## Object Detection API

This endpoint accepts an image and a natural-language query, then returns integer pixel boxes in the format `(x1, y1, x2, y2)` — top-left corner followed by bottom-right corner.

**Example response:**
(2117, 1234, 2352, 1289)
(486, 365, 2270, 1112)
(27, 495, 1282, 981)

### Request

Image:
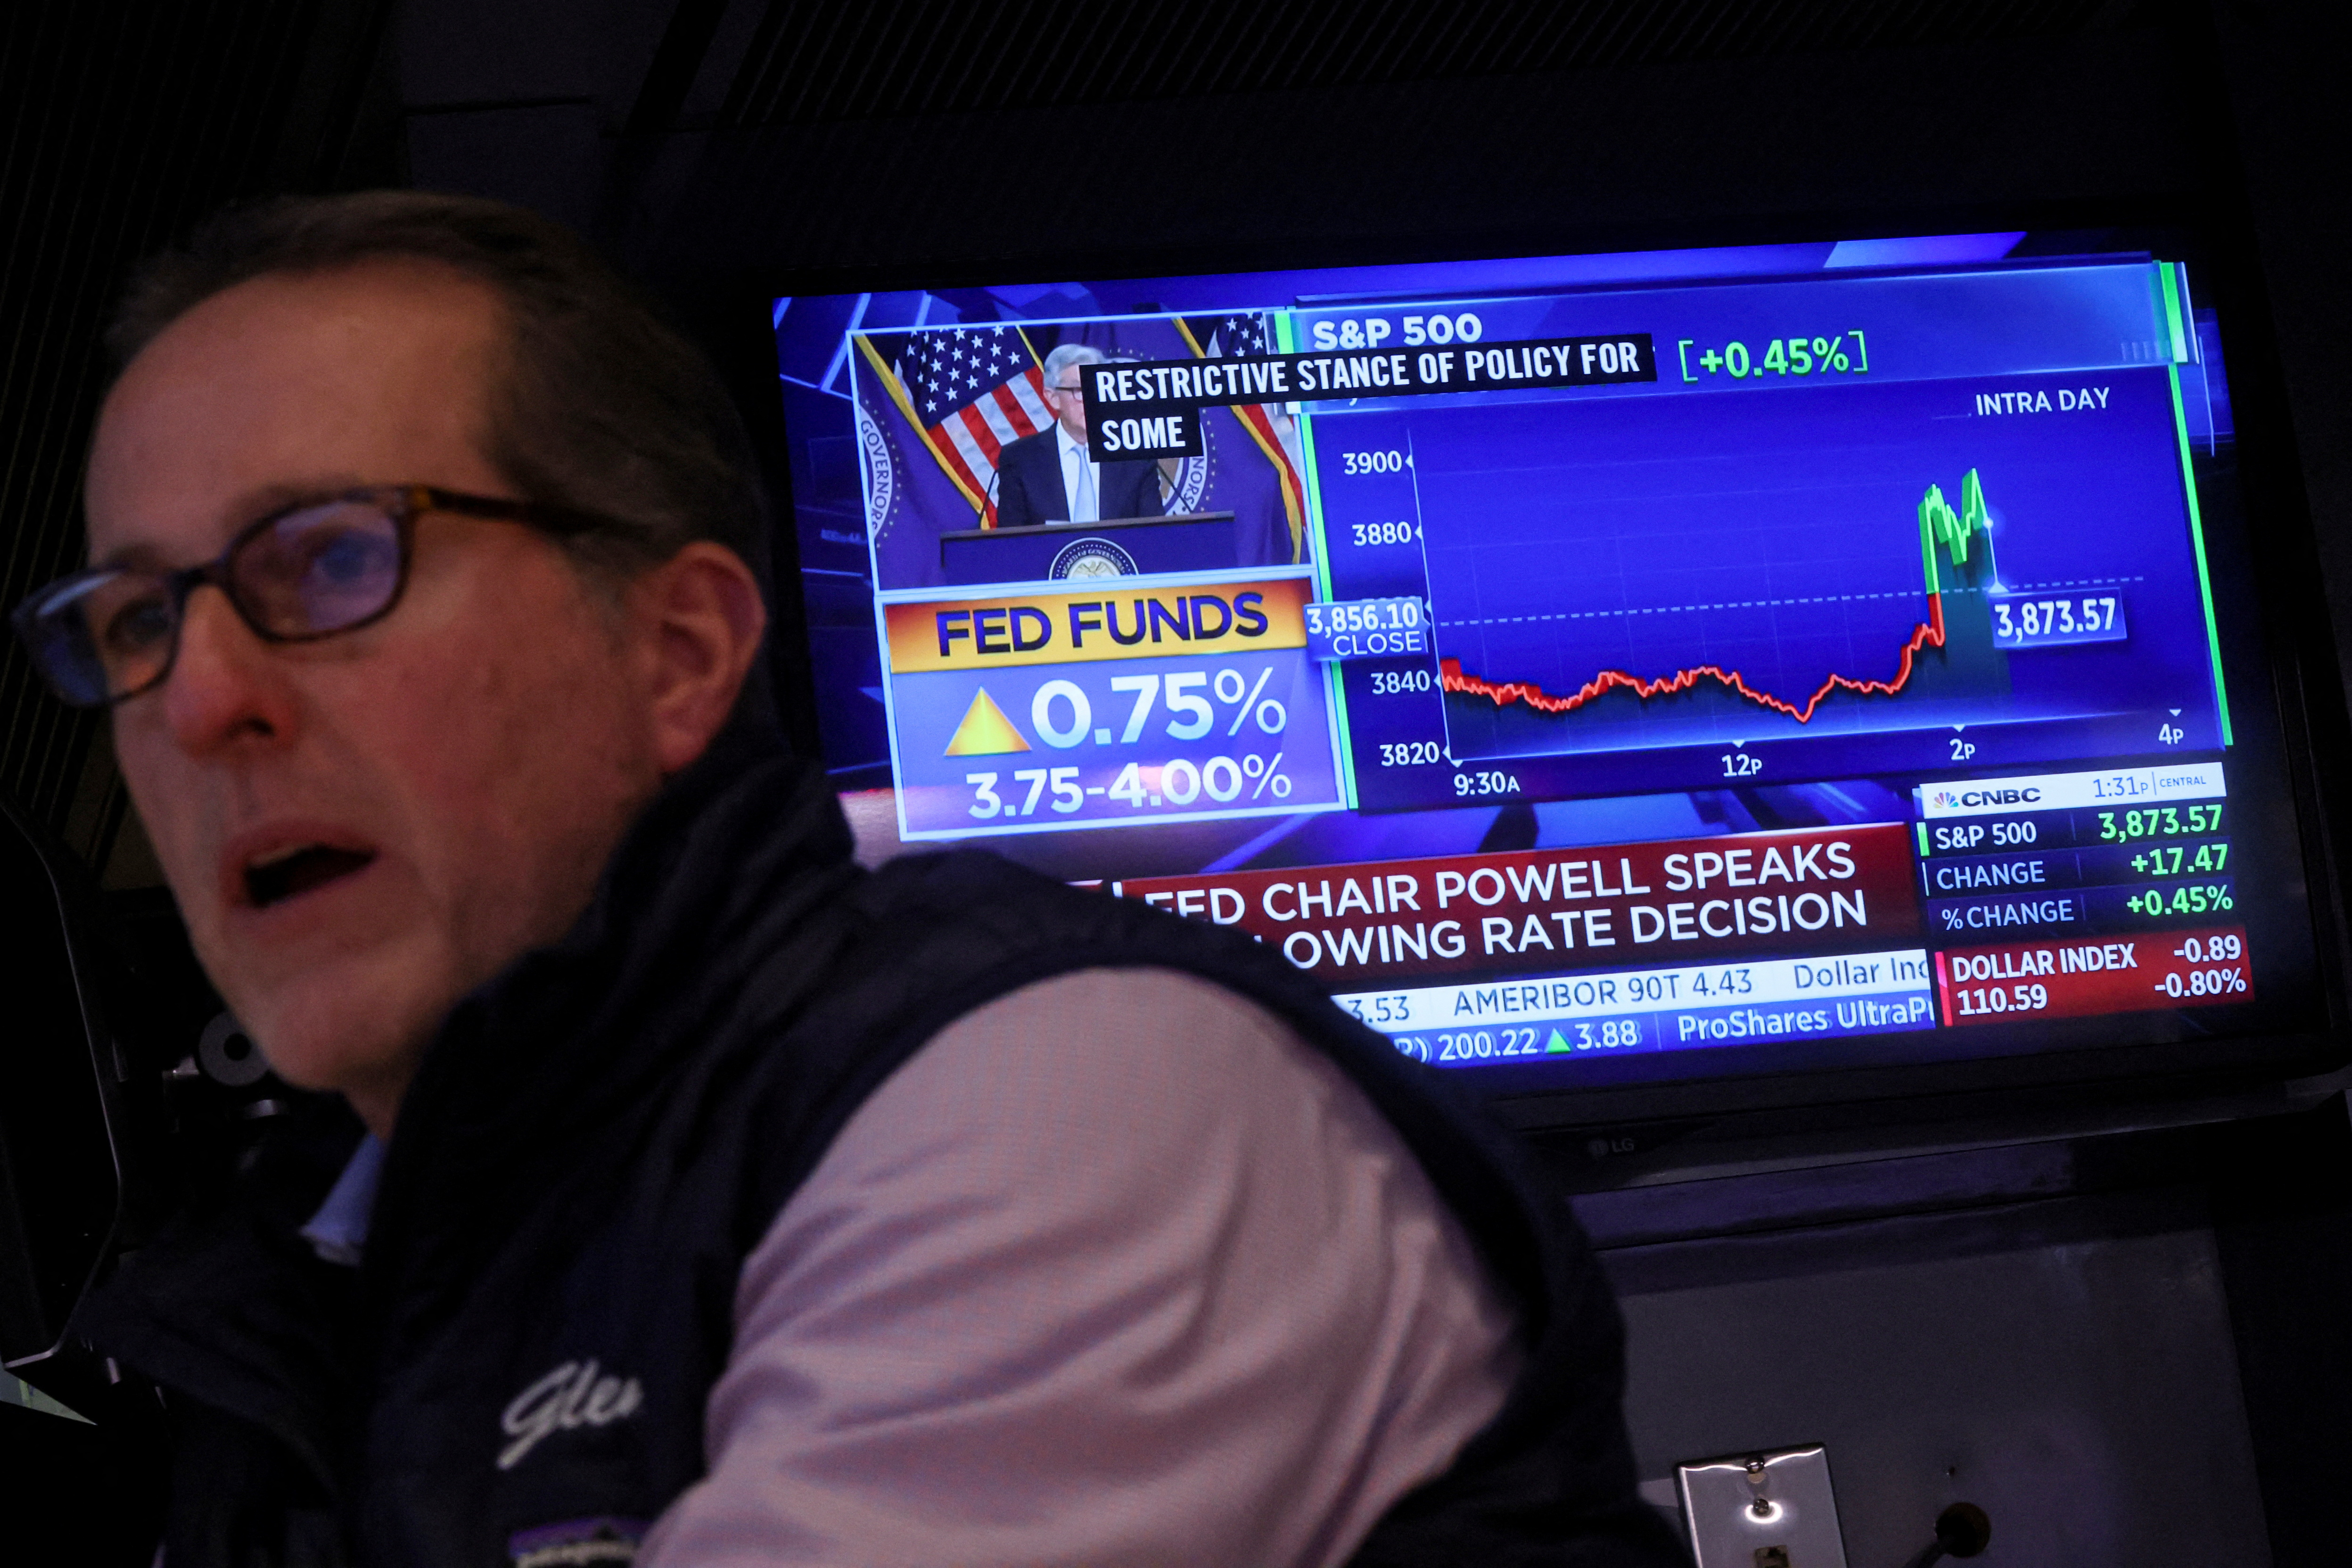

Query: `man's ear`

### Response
(633, 542, 768, 775)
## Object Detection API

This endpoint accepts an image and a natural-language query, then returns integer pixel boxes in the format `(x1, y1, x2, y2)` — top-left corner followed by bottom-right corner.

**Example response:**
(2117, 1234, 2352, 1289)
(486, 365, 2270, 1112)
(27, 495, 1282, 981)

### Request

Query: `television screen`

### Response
(766, 230, 2328, 1109)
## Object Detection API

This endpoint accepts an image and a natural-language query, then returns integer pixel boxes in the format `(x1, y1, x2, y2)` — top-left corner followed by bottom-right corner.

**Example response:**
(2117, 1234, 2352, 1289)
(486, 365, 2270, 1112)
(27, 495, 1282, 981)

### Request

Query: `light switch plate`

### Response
(1676, 1445, 1849, 1568)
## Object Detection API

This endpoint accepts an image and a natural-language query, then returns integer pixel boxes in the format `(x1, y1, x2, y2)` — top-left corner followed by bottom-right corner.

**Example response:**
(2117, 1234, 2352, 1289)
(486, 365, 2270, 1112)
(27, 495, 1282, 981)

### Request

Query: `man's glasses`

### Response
(12, 485, 610, 708)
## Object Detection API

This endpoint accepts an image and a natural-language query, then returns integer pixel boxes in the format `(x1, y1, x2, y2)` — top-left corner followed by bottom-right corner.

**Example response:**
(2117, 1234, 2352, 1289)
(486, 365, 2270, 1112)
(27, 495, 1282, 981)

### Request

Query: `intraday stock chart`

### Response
(1298, 260, 2229, 814)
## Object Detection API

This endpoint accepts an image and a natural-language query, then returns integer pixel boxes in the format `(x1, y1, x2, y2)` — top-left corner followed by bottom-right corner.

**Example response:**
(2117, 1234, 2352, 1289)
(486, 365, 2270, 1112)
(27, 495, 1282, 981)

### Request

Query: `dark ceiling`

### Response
(704, 0, 2152, 129)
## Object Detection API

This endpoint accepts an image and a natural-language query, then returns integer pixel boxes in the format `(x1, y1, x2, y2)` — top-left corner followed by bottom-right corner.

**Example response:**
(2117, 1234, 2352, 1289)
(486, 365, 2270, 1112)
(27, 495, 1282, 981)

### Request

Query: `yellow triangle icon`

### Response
(944, 688, 1032, 755)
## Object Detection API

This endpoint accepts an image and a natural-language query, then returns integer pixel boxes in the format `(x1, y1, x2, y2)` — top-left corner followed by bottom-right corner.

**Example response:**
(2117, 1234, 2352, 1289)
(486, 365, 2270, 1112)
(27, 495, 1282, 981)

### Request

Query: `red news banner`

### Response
(1935, 924, 2254, 1025)
(1113, 824, 1920, 984)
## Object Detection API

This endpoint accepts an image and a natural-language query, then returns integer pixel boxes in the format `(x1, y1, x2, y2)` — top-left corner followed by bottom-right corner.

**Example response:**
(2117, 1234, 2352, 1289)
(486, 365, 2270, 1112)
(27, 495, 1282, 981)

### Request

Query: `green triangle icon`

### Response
(944, 687, 1032, 756)
(1545, 1029, 1571, 1054)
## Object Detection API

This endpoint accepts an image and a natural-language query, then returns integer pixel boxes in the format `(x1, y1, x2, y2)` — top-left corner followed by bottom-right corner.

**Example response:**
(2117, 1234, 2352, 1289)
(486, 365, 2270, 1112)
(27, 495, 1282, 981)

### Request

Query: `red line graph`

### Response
(1441, 596, 1948, 725)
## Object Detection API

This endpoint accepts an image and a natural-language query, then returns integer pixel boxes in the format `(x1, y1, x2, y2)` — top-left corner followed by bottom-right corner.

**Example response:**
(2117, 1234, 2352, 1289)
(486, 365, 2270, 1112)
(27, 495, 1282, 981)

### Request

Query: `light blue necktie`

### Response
(1072, 447, 1098, 523)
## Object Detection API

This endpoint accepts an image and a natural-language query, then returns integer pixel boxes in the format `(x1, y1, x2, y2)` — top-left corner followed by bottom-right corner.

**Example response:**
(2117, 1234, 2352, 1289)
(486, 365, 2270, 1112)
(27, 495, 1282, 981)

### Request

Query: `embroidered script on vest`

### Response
(507, 1515, 648, 1568)
(499, 1360, 646, 1470)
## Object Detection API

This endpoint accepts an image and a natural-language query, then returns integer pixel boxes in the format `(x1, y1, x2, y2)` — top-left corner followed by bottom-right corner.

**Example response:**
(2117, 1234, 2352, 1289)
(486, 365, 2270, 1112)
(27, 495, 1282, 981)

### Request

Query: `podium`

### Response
(939, 511, 1237, 586)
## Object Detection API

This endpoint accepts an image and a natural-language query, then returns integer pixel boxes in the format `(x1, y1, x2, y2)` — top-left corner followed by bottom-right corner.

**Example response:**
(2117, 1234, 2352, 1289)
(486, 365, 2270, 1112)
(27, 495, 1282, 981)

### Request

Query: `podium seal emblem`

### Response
(1048, 537, 1139, 580)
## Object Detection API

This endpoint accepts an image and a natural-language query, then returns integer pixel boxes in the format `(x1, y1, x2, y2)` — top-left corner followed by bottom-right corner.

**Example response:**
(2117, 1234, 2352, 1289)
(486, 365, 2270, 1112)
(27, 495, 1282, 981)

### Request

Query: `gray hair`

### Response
(1040, 342, 1105, 388)
(102, 190, 766, 585)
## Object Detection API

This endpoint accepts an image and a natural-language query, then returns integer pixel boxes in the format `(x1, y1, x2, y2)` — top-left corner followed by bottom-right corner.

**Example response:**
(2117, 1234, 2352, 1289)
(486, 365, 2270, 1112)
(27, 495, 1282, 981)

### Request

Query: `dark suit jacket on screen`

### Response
(995, 427, 1163, 528)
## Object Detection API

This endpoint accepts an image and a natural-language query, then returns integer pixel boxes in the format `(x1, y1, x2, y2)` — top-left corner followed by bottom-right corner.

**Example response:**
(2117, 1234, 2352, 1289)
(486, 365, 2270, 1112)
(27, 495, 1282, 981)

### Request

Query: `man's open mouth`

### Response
(244, 844, 377, 909)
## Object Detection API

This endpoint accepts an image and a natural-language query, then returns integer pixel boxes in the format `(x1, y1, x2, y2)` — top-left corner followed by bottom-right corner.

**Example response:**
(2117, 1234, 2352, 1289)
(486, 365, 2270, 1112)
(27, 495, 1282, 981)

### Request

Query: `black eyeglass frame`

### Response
(11, 484, 617, 709)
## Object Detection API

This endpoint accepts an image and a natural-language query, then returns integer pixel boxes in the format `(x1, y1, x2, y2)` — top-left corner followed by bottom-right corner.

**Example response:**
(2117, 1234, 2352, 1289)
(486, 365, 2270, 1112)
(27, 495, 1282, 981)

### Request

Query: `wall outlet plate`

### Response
(1676, 1445, 1849, 1568)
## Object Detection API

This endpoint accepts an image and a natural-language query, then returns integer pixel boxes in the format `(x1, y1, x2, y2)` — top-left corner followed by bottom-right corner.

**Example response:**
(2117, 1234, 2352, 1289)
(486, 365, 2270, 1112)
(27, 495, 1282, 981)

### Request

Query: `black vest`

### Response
(80, 737, 1682, 1568)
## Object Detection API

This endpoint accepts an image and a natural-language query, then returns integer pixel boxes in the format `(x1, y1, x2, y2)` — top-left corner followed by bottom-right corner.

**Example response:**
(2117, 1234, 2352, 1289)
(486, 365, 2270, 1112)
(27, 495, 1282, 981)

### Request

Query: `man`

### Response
(992, 341, 1164, 527)
(24, 192, 1677, 1567)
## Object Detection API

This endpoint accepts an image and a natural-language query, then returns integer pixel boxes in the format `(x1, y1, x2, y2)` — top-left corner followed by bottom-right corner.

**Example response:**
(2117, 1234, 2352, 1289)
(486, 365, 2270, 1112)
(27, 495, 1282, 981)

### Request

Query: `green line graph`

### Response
(1919, 467, 1998, 595)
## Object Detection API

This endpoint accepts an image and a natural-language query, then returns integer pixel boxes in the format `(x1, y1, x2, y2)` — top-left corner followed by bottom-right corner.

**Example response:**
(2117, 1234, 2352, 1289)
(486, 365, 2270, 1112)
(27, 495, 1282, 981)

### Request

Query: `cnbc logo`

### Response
(1957, 788, 2040, 806)
(1924, 782, 2046, 817)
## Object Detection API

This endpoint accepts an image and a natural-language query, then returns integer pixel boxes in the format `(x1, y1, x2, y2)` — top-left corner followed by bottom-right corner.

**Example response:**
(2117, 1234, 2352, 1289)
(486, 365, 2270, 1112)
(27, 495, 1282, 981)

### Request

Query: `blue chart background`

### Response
(1317, 366, 2221, 763)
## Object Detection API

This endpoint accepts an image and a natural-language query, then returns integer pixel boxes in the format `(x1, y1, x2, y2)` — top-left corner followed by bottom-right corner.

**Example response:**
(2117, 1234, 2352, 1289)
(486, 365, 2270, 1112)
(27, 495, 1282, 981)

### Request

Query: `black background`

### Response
(8, 1, 2352, 1560)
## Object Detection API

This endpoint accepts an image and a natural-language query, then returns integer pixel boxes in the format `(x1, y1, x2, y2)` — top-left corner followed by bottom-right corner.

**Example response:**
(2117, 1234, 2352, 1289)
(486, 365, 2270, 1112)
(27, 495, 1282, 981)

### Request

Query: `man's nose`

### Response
(157, 587, 298, 753)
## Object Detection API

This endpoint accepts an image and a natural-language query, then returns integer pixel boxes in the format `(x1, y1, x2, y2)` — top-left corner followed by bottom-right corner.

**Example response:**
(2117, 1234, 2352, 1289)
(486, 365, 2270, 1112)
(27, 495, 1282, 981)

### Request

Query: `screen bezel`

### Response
(709, 198, 2352, 1140)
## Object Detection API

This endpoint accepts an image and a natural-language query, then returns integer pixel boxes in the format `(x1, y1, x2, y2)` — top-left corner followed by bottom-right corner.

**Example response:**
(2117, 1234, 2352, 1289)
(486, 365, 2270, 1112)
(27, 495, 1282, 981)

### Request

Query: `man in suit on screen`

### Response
(995, 342, 1165, 527)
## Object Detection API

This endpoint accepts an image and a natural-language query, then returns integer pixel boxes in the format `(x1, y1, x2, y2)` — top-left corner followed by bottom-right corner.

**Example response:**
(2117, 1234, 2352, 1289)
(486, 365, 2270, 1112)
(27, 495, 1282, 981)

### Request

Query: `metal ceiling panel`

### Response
(712, 0, 2148, 129)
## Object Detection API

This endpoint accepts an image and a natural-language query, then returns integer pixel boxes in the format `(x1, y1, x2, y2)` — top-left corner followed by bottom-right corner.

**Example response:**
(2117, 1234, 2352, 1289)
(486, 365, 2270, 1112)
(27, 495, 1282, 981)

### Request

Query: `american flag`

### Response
(1189, 312, 1273, 357)
(1179, 311, 1306, 557)
(892, 325, 1051, 525)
